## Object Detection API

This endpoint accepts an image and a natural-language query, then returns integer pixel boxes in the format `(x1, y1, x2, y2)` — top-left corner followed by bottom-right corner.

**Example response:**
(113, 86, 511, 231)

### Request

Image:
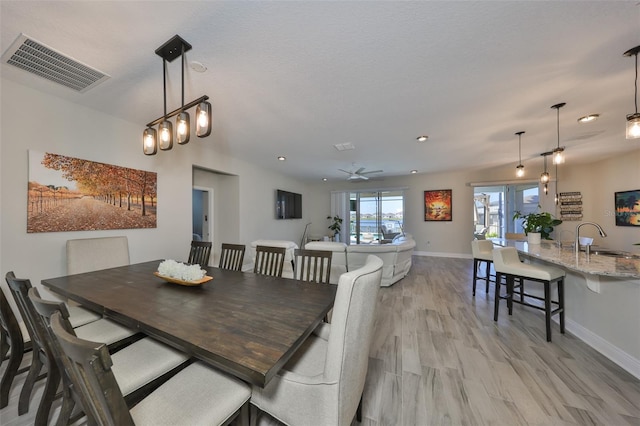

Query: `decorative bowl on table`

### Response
(155, 259, 211, 286)
(153, 272, 212, 286)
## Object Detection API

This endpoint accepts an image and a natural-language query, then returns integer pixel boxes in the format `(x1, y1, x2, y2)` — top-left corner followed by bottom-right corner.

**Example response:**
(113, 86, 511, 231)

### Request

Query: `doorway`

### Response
(192, 187, 212, 242)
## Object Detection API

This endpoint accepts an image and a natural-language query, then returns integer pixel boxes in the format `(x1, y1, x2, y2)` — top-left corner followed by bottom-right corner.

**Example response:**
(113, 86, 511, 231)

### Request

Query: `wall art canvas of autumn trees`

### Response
(28, 151, 157, 233)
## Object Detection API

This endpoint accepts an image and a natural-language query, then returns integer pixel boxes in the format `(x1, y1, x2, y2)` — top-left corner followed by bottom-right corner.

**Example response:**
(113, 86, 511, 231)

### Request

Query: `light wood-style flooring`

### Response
(2, 256, 639, 425)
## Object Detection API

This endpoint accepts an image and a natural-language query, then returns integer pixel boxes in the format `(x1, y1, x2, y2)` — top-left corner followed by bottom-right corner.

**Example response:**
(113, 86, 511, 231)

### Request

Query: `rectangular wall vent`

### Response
(1, 33, 110, 93)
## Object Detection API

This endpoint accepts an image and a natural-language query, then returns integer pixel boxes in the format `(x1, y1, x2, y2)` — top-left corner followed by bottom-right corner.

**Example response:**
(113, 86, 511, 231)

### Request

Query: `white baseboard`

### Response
(560, 318, 640, 379)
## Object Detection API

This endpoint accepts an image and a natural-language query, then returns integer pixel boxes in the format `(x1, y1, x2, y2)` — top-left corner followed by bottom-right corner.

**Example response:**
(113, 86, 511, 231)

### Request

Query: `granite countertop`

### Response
(491, 239, 640, 279)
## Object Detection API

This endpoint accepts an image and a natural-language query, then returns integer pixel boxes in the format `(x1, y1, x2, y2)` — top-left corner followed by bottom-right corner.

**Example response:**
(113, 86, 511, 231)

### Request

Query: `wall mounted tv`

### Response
(276, 189, 302, 219)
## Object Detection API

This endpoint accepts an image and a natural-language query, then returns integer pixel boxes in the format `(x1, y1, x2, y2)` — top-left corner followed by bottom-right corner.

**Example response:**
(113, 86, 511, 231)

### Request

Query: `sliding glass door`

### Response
(349, 190, 404, 244)
(473, 183, 538, 238)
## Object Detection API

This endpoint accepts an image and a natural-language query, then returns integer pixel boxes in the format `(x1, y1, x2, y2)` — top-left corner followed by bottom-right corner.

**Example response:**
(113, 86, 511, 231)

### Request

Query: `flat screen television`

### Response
(276, 189, 302, 219)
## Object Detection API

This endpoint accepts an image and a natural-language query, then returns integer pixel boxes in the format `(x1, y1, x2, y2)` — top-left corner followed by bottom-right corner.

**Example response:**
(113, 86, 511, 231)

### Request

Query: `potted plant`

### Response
(327, 215, 343, 242)
(513, 210, 562, 243)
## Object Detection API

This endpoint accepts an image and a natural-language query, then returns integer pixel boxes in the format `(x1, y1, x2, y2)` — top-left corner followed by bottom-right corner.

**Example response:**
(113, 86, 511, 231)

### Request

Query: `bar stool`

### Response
(471, 240, 494, 296)
(492, 247, 565, 342)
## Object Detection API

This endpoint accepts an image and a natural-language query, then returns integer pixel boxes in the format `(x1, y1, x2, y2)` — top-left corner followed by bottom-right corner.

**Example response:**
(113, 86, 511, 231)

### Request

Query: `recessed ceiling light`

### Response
(416, 135, 428, 142)
(322, 178, 328, 182)
(577, 114, 599, 123)
(190, 61, 207, 72)
(277, 156, 286, 161)
(410, 170, 418, 174)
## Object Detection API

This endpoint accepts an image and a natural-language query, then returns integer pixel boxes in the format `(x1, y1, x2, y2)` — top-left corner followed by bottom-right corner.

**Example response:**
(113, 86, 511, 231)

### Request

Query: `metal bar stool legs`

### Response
(473, 257, 492, 295)
(493, 247, 566, 342)
(471, 240, 495, 296)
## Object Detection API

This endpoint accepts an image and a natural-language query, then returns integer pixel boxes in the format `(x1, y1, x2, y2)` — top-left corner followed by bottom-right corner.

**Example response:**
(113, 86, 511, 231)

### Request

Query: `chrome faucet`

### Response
(575, 222, 607, 253)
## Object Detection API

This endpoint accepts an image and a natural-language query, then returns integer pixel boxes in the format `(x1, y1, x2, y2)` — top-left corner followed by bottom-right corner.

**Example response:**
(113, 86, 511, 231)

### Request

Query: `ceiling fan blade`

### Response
(338, 169, 352, 174)
(355, 167, 365, 174)
(360, 169, 383, 175)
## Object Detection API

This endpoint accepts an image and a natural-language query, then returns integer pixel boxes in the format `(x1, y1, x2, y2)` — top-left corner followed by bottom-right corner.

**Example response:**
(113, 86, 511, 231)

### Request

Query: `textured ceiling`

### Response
(1, 1, 639, 182)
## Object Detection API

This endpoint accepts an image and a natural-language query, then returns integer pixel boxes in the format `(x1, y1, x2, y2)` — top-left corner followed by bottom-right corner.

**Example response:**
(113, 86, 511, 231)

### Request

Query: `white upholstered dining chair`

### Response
(250, 254, 384, 425)
(65, 236, 131, 327)
(66, 236, 131, 274)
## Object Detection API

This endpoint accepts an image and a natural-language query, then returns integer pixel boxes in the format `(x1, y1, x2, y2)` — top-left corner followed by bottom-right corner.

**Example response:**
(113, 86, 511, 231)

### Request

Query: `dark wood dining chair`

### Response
(28, 286, 192, 425)
(5, 272, 61, 424)
(293, 248, 333, 284)
(5, 270, 143, 424)
(0, 285, 32, 410)
(219, 243, 246, 271)
(188, 240, 213, 268)
(254, 245, 286, 278)
(49, 311, 251, 426)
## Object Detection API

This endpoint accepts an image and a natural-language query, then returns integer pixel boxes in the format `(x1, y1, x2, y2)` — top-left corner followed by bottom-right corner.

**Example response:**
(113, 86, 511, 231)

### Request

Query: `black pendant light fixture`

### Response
(515, 131, 525, 178)
(540, 152, 550, 195)
(551, 102, 566, 164)
(143, 35, 212, 155)
(624, 45, 640, 139)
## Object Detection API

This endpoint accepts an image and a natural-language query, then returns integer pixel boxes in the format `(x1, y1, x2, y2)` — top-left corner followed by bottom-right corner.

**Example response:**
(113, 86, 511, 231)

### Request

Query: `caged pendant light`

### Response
(515, 131, 525, 178)
(551, 102, 566, 164)
(624, 45, 640, 139)
(143, 35, 212, 155)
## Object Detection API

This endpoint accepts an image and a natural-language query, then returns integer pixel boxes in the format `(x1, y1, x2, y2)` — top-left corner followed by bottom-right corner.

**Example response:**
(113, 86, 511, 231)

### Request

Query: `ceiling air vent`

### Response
(1, 33, 110, 93)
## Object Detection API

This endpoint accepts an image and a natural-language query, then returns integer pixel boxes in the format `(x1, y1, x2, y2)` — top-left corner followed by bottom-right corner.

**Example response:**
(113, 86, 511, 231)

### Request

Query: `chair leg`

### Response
(558, 278, 565, 334)
(544, 281, 552, 342)
(0, 338, 24, 408)
(507, 275, 514, 316)
(18, 351, 43, 415)
(493, 273, 501, 322)
(472, 259, 479, 296)
(0, 330, 8, 367)
(485, 261, 490, 293)
(34, 361, 60, 426)
(55, 386, 76, 426)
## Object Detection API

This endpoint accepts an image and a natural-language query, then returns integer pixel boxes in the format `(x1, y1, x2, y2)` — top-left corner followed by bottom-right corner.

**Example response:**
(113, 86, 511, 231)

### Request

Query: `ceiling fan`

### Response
(338, 166, 383, 181)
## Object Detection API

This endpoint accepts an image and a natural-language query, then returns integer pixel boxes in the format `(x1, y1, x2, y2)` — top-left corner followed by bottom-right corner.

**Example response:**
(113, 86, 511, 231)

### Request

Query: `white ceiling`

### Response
(1, 1, 639, 182)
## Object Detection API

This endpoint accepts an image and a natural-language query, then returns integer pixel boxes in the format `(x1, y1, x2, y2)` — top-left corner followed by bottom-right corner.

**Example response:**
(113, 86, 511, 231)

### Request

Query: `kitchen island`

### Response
(490, 238, 640, 379)
(491, 239, 640, 279)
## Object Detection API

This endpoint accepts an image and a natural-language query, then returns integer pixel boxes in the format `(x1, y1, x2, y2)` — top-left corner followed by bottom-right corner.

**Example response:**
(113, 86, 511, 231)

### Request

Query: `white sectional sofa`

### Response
(305, 235, 415, 287)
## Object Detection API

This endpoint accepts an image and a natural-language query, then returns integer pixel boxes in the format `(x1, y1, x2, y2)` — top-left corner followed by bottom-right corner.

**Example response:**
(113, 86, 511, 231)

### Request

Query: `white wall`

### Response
(0, 79, 311, 300)
(306, 149, 640, 257)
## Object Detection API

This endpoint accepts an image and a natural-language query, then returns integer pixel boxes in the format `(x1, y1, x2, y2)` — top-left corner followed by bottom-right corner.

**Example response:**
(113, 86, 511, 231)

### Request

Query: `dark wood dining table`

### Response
(41, 260, 337, 387)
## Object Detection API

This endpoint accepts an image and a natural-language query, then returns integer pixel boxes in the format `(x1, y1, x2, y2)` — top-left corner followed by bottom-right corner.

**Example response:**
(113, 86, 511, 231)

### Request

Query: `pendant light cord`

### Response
(556, 106, 560, 149)
(635, 52, 638, 114)
(181, 44, 185, 108)
(518, 135, 522, 163)
(163, 59, 167, 118)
